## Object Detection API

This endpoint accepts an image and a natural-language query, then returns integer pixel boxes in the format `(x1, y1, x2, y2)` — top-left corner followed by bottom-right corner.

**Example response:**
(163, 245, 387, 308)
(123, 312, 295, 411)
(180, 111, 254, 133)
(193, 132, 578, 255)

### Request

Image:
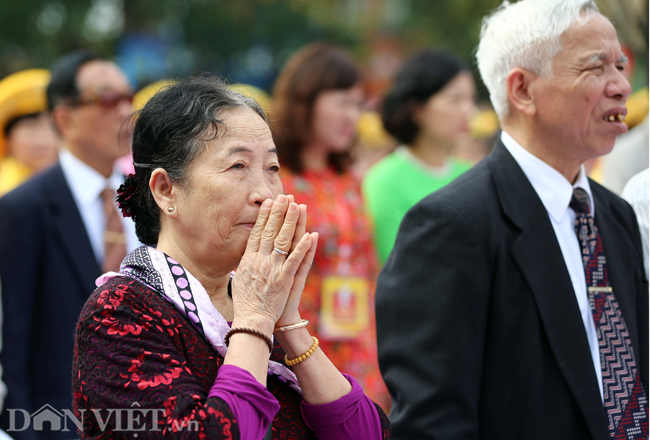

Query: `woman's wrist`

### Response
(275, 311, 302, 329)
(231, 315, 275, 337)
(274, 326, 314, 359)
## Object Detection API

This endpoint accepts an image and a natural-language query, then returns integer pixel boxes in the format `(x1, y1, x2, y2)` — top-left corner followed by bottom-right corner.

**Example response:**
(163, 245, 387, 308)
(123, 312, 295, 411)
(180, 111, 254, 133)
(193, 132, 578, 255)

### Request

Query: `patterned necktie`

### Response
(100, 188, 127, 273)
(570, 187, 648, 439)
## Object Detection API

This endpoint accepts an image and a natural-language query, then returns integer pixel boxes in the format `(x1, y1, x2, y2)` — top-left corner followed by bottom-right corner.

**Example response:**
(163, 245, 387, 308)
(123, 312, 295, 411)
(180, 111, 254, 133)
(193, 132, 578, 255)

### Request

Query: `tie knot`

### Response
(570, 187, 591, 215)
(101, 187, 116, 203)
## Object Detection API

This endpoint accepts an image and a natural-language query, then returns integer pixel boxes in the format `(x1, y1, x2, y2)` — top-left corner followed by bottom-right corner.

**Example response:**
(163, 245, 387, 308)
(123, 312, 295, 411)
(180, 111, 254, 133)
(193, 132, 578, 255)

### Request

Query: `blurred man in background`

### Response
(0, 51, 139, 439)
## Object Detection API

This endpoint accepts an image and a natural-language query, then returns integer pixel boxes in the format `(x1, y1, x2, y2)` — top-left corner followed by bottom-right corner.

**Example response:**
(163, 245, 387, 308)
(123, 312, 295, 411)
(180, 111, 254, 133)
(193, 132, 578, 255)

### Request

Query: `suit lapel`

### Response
(45, 164, 101, 296)
(488, 142, 609, 439)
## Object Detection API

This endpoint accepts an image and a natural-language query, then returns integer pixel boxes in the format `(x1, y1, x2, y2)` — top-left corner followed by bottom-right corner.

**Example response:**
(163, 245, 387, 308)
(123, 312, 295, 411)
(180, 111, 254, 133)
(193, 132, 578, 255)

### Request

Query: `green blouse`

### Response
(362, 147, 471, 263)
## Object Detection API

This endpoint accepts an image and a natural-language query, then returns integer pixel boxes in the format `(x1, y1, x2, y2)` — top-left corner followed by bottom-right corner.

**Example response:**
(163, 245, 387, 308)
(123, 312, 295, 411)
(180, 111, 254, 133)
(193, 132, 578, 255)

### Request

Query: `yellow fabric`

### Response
(133, 80, 176, 112)
(134, 81, 273, 115)
(0, 156, 31, 196)
(357, 112, 392, 149)
(0, 69, 51, 157)
(625, 87, 648, 129)
(229, 83, 272, 113)
(471, 109, 500, 139)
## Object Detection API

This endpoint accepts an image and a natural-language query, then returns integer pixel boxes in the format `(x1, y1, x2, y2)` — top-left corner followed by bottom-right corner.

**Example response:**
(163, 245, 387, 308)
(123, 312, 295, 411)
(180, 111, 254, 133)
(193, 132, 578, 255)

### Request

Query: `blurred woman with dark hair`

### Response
(272, 43, 390, 411)
(363, 50, 476, 263)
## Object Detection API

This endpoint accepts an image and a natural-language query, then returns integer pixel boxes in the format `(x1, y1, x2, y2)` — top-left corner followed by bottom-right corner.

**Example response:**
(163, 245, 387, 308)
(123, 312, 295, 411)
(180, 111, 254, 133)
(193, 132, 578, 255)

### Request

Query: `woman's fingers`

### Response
(274, 234, 317, 327)
(286, 195, 302, 251)
(245, 198, 273, 253)
(273, 202, 300, 259)
(294, 232, 318, 282)
(282, 233, 312, 277)
(258, 195, 289, 256)
(291, 205, 307, 252)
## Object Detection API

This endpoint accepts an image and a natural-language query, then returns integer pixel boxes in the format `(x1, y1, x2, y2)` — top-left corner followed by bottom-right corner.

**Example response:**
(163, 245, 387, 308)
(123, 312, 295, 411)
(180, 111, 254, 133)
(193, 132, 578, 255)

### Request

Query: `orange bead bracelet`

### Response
(285, 336, 319, 366)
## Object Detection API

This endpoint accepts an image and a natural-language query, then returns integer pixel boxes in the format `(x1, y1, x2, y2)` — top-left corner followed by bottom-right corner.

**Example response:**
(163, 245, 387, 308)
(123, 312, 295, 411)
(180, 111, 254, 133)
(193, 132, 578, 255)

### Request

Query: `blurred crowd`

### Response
(0, 9, 648, 438)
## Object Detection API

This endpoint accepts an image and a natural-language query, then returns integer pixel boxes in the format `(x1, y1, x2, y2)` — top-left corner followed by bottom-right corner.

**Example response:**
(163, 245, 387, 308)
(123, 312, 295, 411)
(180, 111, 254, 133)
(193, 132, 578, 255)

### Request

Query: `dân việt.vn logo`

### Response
(6, 402, 198, 434)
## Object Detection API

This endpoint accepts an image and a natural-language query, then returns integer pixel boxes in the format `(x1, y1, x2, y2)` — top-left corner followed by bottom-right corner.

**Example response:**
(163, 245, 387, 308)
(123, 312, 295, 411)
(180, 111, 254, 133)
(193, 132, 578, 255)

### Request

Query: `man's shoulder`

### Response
(416, 159, 497, 215)
(0, 164, 65, 212)
(392, 159, 504, 247)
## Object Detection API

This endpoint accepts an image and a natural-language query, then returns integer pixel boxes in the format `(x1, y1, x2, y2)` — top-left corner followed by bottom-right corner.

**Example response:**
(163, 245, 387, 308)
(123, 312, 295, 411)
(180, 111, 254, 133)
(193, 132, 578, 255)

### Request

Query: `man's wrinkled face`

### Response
(531, 14, 631, 163)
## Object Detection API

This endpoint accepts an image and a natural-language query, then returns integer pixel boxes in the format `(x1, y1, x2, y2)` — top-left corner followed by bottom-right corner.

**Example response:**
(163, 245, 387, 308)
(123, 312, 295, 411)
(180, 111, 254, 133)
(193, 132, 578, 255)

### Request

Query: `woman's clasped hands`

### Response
(232, 194, 318, 331)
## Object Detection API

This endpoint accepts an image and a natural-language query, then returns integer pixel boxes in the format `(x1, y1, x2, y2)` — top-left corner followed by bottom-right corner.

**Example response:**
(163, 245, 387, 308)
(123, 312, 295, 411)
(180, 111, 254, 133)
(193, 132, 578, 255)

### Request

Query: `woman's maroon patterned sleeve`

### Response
(72, 280, 240, 440)
(374, 403, 392, 440)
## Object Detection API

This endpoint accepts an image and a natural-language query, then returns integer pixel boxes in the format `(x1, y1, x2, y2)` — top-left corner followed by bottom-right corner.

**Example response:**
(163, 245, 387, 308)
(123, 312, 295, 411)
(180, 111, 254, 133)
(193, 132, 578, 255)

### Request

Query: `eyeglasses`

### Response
(72, 92, 134, 110)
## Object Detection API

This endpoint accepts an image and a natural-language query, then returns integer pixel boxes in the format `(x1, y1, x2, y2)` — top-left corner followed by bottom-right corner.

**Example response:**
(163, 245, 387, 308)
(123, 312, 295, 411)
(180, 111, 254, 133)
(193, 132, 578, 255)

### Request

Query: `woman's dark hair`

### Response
(120, 74, 267, 246)
(4, 113, 43, 136)
(381, 50, 468, 145)
(272, 43, 360, 174)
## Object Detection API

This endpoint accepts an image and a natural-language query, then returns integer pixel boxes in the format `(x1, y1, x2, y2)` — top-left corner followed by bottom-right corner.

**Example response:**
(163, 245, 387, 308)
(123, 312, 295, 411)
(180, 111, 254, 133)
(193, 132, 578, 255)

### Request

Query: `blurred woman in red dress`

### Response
(272, 43, 390, 411)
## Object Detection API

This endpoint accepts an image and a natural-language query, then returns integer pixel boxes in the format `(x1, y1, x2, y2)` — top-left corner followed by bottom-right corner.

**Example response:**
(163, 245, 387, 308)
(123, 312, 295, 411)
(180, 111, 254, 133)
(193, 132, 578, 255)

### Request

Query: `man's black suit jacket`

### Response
(376, 141, 649, 440)
(0, 164, 101, 440)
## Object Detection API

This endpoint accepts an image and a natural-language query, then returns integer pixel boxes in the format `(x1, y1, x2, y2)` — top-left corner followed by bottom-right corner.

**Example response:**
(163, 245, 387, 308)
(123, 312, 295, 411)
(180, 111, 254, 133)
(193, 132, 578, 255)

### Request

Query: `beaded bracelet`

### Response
(274, 319, 309, 332)
(224, 327, 274, 352)
(285, 336, 319, 366)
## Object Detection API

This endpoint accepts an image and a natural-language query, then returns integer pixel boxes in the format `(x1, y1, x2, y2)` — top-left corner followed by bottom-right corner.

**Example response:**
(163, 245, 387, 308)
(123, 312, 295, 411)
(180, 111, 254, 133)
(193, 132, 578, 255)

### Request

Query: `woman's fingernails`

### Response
(263, 199, 272, 208)
(288, 203, 297, 212)
(277, 194, 287, 203)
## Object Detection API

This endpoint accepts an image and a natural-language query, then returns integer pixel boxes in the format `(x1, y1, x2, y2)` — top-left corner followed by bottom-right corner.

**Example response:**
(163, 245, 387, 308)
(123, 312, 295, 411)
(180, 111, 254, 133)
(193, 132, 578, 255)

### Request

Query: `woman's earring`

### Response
(167, 206, 175, 213)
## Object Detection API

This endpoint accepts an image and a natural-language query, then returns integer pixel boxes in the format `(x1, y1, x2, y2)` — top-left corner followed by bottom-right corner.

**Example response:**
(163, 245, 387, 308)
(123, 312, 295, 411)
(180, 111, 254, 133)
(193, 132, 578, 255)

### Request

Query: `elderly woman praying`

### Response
(71, 75, 391, 440)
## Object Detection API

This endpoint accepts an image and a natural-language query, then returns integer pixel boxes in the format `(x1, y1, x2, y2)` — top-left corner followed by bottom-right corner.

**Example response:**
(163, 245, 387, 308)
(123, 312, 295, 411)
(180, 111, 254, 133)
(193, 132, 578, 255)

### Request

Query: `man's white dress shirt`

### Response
(501, 131, 604, 400)
(59, 149, 141, 266)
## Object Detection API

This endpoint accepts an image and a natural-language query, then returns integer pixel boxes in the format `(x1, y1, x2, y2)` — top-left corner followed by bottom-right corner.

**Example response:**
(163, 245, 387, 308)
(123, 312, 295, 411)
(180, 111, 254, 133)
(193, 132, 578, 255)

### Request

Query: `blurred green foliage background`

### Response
(0, 0, 647, 98)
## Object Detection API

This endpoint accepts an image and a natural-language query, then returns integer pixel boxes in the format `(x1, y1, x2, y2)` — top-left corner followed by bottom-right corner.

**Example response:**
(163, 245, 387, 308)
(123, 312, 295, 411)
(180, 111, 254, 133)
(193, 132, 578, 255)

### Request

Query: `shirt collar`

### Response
(500, 131, 595, 222)
(59, 148, 124, 206)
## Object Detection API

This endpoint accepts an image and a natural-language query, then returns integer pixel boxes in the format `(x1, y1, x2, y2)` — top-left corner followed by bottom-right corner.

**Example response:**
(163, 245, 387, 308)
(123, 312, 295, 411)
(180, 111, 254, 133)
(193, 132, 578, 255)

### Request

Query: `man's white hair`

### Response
(476, 0, 600, 120)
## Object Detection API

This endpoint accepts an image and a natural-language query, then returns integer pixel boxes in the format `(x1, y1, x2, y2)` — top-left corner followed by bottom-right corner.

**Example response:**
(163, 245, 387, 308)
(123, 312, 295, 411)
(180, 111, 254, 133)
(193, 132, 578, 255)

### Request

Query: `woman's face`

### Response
(174, 107, 283, 270)
(310, 84, 364, 152)
(7, 112, 59, 172)
(414, 72, 476, 147)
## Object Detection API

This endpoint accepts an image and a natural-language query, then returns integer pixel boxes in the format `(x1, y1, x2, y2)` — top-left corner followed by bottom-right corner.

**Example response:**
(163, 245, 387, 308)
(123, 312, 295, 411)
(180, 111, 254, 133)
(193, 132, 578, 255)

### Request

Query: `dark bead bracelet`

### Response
(224, 327, 273, 352)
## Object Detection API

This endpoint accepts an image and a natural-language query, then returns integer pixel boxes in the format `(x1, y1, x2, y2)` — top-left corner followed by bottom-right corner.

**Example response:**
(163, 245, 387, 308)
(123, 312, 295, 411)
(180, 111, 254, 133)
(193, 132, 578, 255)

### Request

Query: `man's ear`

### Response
(150, 168, 177, 217)
(506, 68, 538, 117)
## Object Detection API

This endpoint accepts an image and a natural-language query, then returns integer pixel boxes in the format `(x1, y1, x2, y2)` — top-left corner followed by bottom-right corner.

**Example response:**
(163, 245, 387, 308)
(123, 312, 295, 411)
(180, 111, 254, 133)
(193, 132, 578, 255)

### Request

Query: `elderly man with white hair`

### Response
(375, 0, 648, 439)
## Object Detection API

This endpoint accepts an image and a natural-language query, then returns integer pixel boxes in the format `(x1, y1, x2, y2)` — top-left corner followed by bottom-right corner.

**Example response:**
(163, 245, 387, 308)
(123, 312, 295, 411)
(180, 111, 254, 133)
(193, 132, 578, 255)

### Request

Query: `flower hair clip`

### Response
(116, 174, 138, 218)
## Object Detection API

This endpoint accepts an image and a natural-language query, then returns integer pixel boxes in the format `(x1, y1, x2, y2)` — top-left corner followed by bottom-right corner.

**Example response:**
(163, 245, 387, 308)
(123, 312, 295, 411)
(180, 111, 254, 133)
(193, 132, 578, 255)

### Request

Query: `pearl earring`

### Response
(167, 206, 175, 213)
